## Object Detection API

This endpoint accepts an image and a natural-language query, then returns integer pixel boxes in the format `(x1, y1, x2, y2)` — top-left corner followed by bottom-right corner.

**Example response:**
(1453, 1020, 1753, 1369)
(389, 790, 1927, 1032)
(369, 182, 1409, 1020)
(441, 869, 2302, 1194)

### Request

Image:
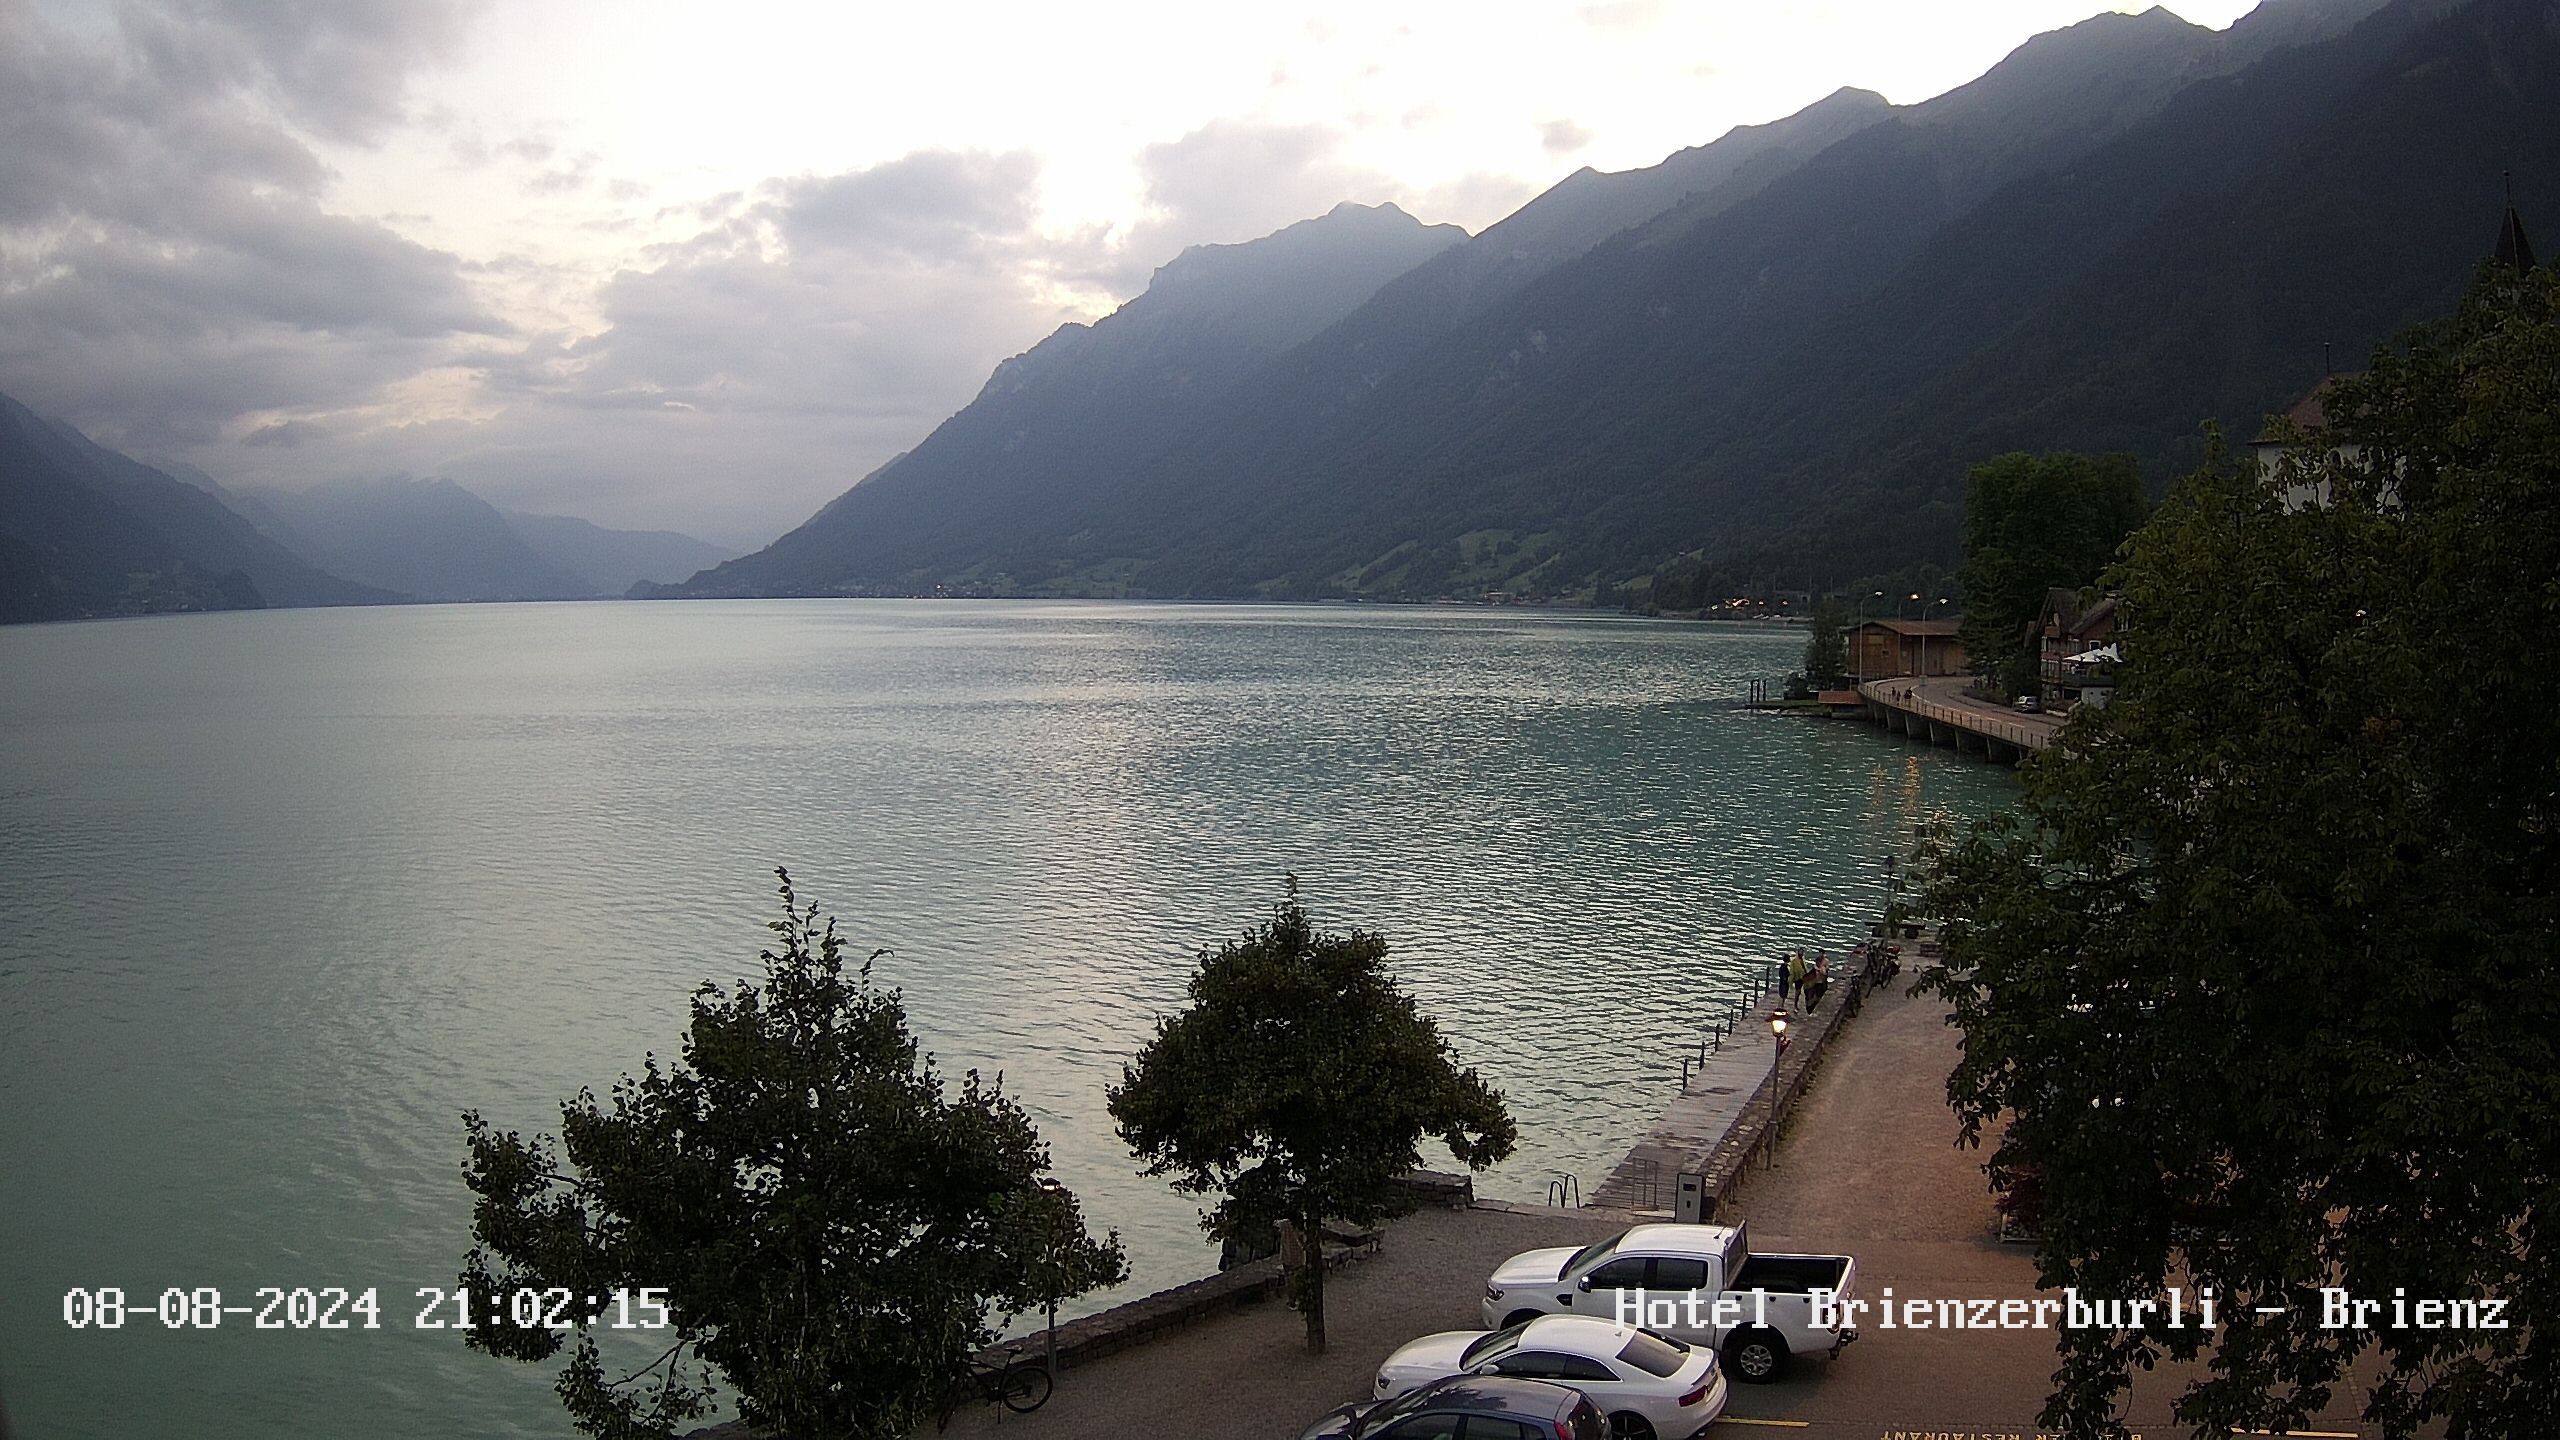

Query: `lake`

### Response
(0, 600, 2011, 1436)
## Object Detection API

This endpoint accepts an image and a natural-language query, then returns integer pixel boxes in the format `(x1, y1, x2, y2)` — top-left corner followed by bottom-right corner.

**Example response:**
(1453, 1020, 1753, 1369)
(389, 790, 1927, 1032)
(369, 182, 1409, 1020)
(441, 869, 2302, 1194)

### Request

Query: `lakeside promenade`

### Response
(1857, 675, 2062, 762)
(919, 977, 2387, 1439)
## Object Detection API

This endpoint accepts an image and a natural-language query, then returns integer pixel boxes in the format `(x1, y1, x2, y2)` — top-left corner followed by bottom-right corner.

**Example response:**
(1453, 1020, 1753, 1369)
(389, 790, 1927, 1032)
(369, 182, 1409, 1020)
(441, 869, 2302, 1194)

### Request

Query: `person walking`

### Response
(1807, 952, 1832, 1011)
(1786, 949, 1809, 1004)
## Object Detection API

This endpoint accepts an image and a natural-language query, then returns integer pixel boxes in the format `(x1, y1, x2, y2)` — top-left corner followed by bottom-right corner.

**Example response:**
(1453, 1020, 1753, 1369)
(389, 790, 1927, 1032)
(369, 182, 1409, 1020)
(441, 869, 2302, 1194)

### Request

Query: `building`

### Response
(2033, 588, 2118, 709)
(2248, 374, 2365, 512)
(1848, 619, 1965, 681)
(2255, 192, 2535, 511)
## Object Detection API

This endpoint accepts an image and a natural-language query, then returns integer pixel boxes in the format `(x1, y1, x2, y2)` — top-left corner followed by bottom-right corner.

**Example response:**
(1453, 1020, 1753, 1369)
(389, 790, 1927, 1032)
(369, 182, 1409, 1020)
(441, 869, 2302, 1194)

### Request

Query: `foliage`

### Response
(1107, 883, 1517, 1353)
(1918, 267, 2560, 1440)
(459, 870, 1126, 1440)
(1953, 451, 2147, 699)
(661, 4, 2550, 610)
(1801, 597, 1849, 686)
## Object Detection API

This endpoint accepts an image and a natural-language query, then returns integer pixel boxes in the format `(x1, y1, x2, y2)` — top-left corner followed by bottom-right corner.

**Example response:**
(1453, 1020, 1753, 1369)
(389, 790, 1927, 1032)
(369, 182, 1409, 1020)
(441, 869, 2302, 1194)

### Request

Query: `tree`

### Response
(1802, 597, 1848, 687)
(1107, 884, 1517, 1353)
(459, 870, 1126, 1440)
(1952, 451, 2148, 699)
(1919, 267, 2560, 1440)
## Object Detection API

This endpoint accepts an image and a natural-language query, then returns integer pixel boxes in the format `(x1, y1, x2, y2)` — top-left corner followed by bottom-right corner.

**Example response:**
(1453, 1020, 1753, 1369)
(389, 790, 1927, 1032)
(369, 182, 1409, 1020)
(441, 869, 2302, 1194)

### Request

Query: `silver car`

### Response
(1372, 1315, 1727, 1440)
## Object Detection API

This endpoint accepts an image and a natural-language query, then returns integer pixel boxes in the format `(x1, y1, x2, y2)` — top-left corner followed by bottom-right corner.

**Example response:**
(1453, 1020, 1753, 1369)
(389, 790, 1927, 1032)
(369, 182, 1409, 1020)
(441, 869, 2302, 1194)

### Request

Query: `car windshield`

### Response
(1562, 1232, 1622, 1276)
(1617, 1329, 1692, 1378)
(1460, 1323, 1527, 1367)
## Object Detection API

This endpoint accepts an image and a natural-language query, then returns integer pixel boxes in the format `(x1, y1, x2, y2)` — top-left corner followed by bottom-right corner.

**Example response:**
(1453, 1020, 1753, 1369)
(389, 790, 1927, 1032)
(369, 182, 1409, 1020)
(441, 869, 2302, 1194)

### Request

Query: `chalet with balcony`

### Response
(2034, 588, 2119, 710)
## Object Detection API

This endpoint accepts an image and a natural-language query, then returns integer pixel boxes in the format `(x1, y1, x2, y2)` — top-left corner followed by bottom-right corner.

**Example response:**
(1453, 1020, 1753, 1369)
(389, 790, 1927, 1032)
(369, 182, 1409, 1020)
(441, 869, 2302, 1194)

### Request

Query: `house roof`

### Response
(2251, 374, 2346, 445)
(1855, 618, 1960, 637)
(2071, 594, 2118, 638)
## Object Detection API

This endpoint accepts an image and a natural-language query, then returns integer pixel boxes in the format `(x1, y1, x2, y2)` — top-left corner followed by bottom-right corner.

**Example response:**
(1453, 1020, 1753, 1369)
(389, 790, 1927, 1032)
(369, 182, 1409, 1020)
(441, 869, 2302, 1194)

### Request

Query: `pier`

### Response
(1591, 937, 1920, 1216)
(1853, 675, 2059, 763)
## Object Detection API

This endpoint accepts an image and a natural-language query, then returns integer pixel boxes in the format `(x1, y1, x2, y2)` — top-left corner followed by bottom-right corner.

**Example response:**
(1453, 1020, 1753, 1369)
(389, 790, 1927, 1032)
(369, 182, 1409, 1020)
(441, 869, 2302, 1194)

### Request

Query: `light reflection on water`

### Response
(0, 600, 2010, 1436)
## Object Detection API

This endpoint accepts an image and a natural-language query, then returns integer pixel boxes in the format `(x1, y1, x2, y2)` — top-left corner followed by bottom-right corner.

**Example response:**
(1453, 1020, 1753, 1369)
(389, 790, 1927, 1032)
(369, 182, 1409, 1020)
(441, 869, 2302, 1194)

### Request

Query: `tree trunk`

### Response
(1302, 1209, 1328, 1354)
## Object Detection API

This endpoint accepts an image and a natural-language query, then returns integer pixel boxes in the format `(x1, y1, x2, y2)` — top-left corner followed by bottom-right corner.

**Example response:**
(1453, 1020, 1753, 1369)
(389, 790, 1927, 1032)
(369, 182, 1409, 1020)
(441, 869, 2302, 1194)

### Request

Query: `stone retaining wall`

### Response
(682, 1171, 1468, 1439)
(1691, 957, 1897, 1221)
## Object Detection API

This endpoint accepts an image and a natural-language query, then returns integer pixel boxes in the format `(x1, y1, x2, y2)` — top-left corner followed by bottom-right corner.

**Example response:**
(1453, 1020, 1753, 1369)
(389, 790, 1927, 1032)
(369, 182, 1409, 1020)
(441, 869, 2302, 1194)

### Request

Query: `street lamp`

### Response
(1766, 1009, 1790, 1168)
(1033, 1177, 1066, 1381)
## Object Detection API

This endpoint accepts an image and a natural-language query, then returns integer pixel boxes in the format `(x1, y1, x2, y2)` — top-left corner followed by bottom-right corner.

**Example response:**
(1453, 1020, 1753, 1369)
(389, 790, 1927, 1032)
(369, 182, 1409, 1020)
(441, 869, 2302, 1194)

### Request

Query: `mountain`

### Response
(0, 390, 390, 624)
(662, 200, 1468, 596)
(664, 0, 2550, 603)
(499, 511, 735, 597)
(239, 476, 597, 602)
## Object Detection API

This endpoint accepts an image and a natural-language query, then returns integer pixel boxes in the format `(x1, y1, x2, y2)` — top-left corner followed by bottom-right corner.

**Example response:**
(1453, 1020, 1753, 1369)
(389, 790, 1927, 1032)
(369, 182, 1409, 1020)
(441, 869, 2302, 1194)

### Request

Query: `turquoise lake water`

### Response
(0, 600, 2012, 1436)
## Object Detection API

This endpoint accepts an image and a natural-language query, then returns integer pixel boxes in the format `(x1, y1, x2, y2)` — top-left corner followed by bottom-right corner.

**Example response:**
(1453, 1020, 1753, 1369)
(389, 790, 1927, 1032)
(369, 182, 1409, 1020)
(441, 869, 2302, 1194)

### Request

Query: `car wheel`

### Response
(1607, 1413, 1656, 1440)
(1503, 1310, 1544, 1328)
(1723, 1330, 1791, 1384)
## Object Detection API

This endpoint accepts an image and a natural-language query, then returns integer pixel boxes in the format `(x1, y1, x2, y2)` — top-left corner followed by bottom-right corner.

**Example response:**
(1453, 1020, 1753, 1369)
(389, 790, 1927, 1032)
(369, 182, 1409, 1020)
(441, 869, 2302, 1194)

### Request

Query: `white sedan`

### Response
(1372, 1314, 1727, 1440)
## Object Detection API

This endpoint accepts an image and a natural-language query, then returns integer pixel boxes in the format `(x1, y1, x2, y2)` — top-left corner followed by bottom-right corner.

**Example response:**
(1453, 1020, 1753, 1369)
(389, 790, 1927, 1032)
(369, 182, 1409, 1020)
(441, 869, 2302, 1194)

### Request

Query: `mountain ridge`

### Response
(660, 0, 2534, 604)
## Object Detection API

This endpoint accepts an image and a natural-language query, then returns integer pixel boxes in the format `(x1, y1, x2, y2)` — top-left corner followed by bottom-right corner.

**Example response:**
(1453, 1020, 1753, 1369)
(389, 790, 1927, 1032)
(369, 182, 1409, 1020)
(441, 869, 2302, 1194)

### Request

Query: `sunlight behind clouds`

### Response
(4, 0, 2266, 543)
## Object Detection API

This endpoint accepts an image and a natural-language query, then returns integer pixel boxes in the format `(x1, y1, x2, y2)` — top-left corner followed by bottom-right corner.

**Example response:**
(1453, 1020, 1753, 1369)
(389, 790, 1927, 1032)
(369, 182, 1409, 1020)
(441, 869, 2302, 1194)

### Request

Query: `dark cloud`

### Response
(124, 0, 486, 144)
(0, 1, 499, 451)
(777, 150, 1041, 257)
(207, 145, 1089, 543)
(0, 5, 1481, 546)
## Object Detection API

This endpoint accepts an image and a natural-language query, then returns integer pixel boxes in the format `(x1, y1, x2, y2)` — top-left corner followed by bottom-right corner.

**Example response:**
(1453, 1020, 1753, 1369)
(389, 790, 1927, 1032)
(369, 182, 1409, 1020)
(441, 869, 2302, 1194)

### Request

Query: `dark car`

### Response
(1298, 1373, 1608, 1440)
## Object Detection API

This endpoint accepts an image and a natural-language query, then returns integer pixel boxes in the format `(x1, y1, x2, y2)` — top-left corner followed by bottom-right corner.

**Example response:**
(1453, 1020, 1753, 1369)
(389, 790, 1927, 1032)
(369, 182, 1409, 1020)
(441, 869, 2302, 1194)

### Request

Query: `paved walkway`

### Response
(1707, 976, 2386, 1438)
(927, 974, 2395, 1439)
(1590, 989, 1783, 1212)
(934, 1204, 1623, 1439)
(1861, 675, 2062, 753)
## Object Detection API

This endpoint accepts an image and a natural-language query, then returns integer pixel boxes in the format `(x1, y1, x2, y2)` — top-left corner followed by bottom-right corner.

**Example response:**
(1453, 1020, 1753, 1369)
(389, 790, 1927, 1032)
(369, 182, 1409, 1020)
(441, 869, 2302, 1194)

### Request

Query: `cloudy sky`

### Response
(0, 0, 2258, 548)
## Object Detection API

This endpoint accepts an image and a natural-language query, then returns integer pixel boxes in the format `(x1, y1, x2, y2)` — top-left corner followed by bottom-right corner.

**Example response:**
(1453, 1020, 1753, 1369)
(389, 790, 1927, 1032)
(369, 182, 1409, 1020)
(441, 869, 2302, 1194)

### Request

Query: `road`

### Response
(923, 974, 2394, 1440)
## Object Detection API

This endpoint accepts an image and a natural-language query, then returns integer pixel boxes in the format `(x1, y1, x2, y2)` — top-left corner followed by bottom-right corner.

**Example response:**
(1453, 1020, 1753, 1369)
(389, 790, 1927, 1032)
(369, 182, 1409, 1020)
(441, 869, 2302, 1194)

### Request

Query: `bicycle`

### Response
(935, 1348, 1053, 1429)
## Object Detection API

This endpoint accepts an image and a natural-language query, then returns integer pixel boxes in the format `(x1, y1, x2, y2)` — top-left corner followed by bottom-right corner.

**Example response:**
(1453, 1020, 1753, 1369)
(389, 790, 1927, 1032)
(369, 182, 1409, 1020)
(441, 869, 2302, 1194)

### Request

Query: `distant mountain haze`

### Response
(0, 389, 392, 623)
(0, 391, 748, 623)
(654, 0, 2546, 603)
(232, 477, 732, 602)
(237, 477, 596, 603)
(498, 511, 736, 598)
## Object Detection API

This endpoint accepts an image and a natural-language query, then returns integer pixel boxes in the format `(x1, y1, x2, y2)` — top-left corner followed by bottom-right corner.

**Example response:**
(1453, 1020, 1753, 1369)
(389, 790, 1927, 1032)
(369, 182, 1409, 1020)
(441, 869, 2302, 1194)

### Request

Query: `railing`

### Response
(1858, 680, 2054, 752)
(1678, 970, 1776, 1090)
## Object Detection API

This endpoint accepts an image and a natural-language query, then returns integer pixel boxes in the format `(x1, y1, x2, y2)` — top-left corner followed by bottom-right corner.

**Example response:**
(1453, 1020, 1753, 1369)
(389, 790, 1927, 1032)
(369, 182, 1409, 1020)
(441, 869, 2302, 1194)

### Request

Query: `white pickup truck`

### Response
(1481, 1222, 1858, 1384)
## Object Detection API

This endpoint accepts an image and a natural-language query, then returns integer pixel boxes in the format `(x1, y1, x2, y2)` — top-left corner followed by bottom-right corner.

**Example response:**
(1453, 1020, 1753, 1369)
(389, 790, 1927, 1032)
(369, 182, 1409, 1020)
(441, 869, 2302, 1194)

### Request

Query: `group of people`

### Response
(1783, 948, 1831, 1010)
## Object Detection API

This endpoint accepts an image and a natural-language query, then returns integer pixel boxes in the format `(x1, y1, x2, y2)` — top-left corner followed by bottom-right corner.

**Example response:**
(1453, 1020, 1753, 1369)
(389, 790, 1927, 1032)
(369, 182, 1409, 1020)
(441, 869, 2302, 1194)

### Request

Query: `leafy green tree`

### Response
(1953, 451, 2148, 699)
(1801, 597, 1848, 686)
(1919, 267, 2560, 1440)
(458, 870, 1126, 1440)
(1108, 884, 1517, 1353)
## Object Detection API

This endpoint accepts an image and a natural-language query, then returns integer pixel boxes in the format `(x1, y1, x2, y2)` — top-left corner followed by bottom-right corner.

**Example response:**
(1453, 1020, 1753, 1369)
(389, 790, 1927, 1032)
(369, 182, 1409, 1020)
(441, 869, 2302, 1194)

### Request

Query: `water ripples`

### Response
(0, 600, 2012, 1437)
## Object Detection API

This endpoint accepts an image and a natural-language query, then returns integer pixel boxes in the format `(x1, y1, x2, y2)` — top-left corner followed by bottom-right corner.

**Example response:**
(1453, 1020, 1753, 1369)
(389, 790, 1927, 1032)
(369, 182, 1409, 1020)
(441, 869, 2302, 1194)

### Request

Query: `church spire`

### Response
(2492, 172, 2537, 272)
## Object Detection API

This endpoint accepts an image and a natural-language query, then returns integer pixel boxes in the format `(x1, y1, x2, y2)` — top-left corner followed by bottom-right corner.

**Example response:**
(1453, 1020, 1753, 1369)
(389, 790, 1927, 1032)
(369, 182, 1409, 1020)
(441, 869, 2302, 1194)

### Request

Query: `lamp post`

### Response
(1766, 1009, 1790, 1168)
(1033, 1176, 1065, 1382)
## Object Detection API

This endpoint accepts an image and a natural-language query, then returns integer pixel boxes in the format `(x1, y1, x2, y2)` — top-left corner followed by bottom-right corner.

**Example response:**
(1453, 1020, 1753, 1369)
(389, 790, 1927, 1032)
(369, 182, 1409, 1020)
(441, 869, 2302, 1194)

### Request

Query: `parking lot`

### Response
(936, 978, 2384, 1440)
